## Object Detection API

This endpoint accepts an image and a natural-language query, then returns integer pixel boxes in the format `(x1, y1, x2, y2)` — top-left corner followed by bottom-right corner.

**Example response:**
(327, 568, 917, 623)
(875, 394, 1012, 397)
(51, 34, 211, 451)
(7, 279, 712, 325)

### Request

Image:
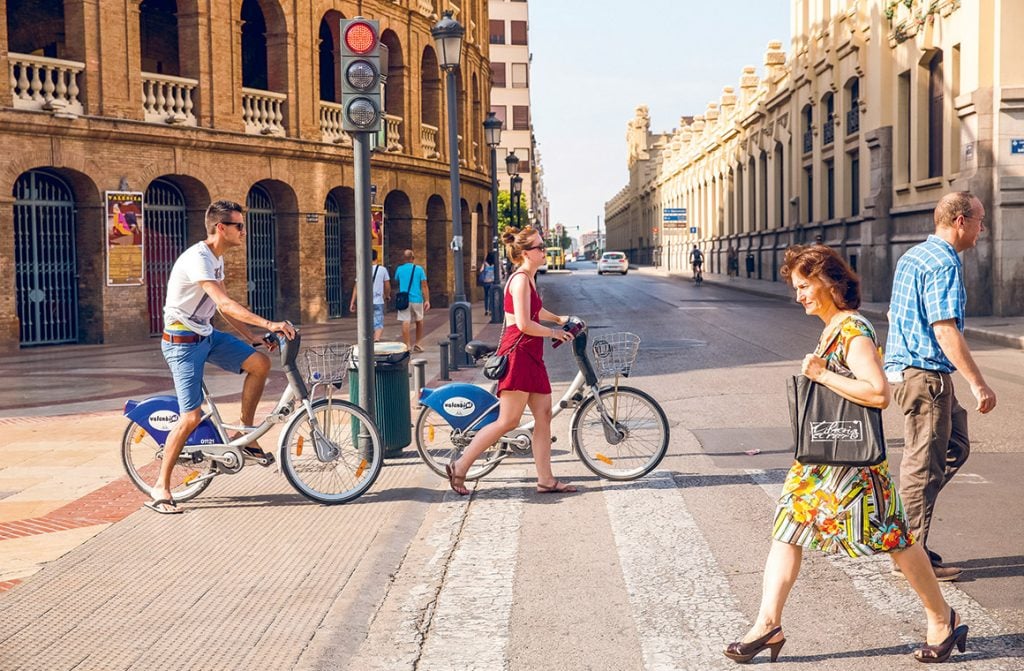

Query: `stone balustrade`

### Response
(8, 53, 84, 117)
(242, 88, 286, 135)
(384, 113, 403, 152)
(421, 123, 439, 158)
(142, 72, 197, 125)
(319, 101, 352, 146)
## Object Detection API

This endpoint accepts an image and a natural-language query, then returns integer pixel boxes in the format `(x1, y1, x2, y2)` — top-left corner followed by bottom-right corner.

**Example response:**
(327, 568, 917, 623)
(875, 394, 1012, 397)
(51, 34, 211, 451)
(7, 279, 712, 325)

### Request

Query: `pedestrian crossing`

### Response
(344, 464, 1024, 671)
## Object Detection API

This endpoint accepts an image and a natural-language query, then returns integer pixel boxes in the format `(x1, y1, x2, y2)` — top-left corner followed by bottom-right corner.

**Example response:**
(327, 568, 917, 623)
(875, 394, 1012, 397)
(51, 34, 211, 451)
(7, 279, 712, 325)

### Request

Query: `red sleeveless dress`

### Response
(496, 272, 551, 396)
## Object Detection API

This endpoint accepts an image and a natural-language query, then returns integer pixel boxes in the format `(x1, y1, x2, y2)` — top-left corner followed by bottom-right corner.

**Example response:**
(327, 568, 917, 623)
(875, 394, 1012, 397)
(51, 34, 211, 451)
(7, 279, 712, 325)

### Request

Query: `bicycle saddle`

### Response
(465, 340, 497, 360)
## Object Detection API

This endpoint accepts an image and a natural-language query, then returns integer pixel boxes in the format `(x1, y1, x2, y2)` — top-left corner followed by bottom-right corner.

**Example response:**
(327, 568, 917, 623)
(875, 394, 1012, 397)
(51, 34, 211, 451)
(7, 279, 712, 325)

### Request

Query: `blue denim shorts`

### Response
(161, 330, 255, 412)
(373, 303, 385, 330)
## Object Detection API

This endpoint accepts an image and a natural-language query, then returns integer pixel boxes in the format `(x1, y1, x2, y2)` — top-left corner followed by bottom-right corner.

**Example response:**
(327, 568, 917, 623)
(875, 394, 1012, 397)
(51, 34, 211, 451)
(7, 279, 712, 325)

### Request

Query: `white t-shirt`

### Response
(163, 242, 223, 336)
(371, 264, 391, 305)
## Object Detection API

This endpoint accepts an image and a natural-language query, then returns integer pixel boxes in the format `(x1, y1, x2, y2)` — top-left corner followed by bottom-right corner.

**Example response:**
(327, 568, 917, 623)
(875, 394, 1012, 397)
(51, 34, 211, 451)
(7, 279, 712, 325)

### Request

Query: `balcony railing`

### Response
(8, 53, 84, 117)
(421, 123, 439, 158)
(384, 113, 403, 152)
(319, 101, 352, 146)
(458, 134, 467, 167)
(142, 72, 197, 125)
(803, 129, 813, 153)
(472, 139, 480, 167)
(415, 0, 434, 17)
(242, 88, 286, 135)
(823, 115, 834, 146)
(846, 108, 859, 135)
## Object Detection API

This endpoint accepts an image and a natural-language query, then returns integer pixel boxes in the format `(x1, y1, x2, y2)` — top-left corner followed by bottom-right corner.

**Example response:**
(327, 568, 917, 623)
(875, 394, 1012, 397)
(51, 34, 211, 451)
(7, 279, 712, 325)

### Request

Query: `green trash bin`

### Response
(349, 342, 411, 458)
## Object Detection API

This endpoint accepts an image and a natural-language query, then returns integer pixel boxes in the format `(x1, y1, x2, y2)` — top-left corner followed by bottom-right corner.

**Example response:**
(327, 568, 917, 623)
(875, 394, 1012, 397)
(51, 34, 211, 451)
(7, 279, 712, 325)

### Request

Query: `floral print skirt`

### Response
(772, 459, 914, 557)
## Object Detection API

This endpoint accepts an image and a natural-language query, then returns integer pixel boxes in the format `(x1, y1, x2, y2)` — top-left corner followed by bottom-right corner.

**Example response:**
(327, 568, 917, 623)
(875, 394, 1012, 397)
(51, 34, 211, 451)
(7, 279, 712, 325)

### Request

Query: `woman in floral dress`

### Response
(724, 245, 967, 665)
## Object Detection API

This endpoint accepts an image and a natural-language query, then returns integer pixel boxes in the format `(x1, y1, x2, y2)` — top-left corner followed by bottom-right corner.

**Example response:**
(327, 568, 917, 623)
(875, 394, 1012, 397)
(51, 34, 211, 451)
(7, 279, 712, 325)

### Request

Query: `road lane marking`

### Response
(418, 470, 526, 670)
(746, 468, 1024, 670)
(603, 471, 743, 671)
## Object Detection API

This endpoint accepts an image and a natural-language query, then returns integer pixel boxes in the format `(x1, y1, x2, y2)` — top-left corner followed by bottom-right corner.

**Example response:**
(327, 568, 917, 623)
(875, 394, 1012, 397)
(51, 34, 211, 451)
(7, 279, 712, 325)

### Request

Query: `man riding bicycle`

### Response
(149, 200, 296, 514)
(690, 244, 704, 282)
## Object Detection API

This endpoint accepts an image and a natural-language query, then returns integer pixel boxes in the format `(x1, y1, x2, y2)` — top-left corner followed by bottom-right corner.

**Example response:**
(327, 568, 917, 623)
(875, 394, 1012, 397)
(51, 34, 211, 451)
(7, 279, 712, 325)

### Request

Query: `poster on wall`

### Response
(105, 191, 145, 286)
(371, 204, 385, 263)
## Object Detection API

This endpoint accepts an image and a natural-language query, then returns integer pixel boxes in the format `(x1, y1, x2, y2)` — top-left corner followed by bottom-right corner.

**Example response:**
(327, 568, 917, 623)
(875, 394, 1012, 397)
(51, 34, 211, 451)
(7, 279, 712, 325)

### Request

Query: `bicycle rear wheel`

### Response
(120, 421, 212, 502)
(280, 398, 383, 504)
(414, 406, 504, 481)
(571, 386, 669, 480)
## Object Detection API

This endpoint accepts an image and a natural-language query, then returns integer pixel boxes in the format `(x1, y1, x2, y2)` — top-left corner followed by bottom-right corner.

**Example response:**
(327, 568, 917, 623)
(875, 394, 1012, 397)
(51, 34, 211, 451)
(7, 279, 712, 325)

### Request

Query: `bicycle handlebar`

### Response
(551, 316, 586, 349)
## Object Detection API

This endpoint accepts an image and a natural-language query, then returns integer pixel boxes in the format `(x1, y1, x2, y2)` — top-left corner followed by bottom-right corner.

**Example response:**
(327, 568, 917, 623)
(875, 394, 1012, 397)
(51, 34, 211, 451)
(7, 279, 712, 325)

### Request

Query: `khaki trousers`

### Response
(893, 368, 970, 553)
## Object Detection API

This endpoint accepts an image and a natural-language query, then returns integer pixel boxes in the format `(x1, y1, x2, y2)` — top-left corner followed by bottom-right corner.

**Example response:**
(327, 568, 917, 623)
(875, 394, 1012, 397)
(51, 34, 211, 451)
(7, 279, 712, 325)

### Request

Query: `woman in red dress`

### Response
(446, 226, 577, 496)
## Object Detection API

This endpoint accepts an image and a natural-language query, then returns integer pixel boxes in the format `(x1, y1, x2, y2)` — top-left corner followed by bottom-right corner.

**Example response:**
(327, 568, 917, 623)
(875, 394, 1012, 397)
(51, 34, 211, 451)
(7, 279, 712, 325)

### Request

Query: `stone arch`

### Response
(383, 190, 413, 273)
(420, 47, 441, 155)
(9, 167, 102, 346)
(245, 179, 299, 321)
(6, 0, 67, 58)
(239, 0, 289, 93)
(139, 0, 180, 75)
(425, 194, 448, 307)
(324, 186, 352, 318)
(471, 73, 482, 166)
(317, 10, 346, 104)
(380, 29, 406, 149)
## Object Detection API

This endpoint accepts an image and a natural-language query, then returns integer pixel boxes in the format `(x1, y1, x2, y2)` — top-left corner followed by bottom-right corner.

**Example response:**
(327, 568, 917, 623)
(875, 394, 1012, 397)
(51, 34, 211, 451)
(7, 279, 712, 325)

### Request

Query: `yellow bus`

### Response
(545, 246, 565, 271)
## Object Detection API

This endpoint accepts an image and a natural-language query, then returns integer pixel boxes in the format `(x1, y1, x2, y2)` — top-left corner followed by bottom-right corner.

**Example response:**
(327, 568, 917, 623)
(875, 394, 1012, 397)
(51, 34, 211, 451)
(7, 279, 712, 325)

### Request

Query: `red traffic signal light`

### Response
(344, 21, 378, 54)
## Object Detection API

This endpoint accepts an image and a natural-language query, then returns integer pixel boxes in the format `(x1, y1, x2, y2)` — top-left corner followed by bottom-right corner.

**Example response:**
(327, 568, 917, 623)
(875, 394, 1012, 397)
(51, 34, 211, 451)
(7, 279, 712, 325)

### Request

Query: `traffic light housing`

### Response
(340, 18, 382, 133)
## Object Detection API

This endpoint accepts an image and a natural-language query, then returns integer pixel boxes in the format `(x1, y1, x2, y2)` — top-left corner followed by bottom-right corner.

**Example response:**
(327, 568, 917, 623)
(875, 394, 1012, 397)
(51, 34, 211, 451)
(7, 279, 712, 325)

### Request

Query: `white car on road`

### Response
(597, 252, 629, 275)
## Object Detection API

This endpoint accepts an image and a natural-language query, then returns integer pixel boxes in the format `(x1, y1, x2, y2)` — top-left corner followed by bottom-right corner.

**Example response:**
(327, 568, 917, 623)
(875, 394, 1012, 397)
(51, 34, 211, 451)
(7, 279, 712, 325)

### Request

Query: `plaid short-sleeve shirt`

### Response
(883, 235, 965, 374)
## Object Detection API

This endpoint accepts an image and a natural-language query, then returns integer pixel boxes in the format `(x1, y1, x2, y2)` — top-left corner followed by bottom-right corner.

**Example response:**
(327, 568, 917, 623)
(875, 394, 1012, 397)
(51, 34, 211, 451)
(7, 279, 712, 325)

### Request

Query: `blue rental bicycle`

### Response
(414, 318, 669, 481)
(120, 332, 384, 505)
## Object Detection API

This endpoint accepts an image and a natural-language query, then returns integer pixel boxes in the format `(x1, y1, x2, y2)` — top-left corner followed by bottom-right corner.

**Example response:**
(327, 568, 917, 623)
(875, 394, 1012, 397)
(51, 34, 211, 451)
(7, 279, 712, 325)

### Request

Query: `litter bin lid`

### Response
(351, 341, 409, 364)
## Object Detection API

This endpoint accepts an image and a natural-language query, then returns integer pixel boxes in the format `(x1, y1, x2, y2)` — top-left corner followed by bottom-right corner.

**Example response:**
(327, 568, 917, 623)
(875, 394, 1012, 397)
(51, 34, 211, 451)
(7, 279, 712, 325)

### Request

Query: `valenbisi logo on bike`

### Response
(148, 410, 180, 432)
(442, 397, 475, 417)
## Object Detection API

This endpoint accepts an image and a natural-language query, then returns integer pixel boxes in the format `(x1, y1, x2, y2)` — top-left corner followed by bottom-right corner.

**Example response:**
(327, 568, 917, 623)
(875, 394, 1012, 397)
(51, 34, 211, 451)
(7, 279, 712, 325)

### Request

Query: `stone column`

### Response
(861, 126, 894, 303)
(0, 194, 18, 352)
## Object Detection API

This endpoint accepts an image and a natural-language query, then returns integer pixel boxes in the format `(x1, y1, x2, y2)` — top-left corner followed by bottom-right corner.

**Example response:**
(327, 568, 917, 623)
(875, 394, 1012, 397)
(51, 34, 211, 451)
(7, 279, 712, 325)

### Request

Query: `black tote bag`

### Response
(787, 376, 886, 467)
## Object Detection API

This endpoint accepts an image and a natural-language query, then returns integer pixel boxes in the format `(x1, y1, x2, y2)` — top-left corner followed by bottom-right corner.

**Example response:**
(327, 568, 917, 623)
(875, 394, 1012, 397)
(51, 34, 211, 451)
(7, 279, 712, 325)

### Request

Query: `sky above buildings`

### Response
(529, 0, 790, 237)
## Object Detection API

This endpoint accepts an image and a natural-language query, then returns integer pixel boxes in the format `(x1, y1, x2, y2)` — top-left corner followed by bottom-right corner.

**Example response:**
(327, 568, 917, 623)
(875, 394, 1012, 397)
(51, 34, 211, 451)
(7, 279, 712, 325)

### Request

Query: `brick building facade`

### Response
(1, 0, 494, 350)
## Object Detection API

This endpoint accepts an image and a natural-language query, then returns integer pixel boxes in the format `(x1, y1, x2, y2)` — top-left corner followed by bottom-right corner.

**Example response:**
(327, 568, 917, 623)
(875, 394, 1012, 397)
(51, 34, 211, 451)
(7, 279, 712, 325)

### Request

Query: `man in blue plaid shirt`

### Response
(884, 191, 997, 582)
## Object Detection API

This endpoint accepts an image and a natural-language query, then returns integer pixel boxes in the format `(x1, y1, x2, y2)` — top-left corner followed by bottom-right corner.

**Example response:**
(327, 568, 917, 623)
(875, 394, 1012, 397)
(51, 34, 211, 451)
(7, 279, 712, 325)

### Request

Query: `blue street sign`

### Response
(1012, 139, 1024, 155)
(663, 215, 685, 222)
(663, 207, 687, 224)
(690, 226, 697, 234)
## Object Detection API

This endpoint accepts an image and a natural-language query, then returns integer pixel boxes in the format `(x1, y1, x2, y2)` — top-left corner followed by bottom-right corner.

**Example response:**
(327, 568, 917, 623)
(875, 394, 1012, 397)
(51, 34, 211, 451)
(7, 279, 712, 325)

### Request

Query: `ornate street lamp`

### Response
(483, 111, 504, 297)
(431, 10, 466, 303)
(510, 174, 523, 229)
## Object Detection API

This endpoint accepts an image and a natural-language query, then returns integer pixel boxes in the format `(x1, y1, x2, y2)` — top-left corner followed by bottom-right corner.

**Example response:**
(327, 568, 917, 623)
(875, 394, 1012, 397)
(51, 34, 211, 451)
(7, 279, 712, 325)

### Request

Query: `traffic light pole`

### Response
(353, 131, 376, 424)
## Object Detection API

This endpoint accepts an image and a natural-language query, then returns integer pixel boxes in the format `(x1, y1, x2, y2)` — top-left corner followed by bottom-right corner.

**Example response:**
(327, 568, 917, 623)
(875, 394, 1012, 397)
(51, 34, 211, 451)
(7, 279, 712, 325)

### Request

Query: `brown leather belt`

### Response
(162, 332, 204, 344)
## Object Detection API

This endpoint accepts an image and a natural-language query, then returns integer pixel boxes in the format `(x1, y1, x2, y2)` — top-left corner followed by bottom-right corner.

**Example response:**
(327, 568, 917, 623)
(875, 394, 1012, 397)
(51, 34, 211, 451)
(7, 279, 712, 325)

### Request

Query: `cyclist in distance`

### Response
(445, 225, 577, 496)
(690, 244, 704, 283)
(149, 200, 296, 514)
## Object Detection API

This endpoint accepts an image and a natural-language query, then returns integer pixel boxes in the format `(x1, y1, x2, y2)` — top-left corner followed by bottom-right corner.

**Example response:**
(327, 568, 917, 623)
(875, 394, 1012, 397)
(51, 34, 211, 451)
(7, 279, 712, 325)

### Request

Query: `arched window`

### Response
(802, 105, 813, 153)
(822, 92, 835, 146)
(845, 77, 860, 135)
(7, 0, 66, 58)
(241, 0, 269, 90)
(318, 17, 339, 103)
(928, 51, 944, 178)
(140, 0, 180, 75)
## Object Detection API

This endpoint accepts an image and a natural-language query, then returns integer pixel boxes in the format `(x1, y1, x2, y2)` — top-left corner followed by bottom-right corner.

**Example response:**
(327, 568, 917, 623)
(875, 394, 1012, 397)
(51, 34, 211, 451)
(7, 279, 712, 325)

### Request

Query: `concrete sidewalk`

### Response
(0, 302, 501, 588)
(634, 264, 1024, 351)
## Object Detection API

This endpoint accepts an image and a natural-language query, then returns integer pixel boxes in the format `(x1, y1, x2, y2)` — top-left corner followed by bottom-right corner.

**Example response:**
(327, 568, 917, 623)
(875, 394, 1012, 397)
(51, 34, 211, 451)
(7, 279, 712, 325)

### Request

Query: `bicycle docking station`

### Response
(448, 300, 473, 367)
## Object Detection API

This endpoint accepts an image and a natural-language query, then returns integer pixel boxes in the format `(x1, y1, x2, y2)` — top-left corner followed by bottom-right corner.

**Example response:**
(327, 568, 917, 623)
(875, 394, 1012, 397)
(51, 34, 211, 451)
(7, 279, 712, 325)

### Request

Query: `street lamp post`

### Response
(505, 151, 520, 229)
(431, 11, 472, 364)
(511, 175, 523, 228)
(483, 111, 504, 323)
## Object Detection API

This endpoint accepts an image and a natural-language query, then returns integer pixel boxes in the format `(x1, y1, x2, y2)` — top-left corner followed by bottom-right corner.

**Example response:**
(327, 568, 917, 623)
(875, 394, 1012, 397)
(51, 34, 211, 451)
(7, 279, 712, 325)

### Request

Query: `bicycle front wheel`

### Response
(571, 386, 669, 480)
(414, 406, 503, 481)
(280, 398, 383, 504)
(120, 421, 212, 502)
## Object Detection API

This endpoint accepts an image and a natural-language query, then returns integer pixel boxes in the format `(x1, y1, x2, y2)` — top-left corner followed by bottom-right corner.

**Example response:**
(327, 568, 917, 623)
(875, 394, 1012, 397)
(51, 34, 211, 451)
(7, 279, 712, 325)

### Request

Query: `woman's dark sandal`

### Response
(536, 480, 578, 494)
(445, 464, 470, 496)
(143, 499, 182, 515)
(243, 446, 276, 466)
(914, 608, 968, 663)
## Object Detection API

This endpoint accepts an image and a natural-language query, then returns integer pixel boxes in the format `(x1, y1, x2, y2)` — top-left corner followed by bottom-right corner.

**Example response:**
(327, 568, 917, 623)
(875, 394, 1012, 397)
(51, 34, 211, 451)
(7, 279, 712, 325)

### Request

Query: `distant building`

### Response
(488, 0, 547, 234)
(606, 0, 1023, 317)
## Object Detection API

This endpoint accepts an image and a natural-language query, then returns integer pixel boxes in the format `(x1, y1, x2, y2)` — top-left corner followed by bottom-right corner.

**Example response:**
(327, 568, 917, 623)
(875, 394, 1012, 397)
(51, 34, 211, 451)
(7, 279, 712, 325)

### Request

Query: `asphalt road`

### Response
(3, 263, 1021, 671)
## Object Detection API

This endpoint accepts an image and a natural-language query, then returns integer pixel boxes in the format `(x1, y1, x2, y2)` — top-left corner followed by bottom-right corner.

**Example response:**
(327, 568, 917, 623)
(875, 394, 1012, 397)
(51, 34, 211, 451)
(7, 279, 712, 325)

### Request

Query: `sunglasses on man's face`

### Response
(221, 221, 245, 231)
(523, 244, 545, 251)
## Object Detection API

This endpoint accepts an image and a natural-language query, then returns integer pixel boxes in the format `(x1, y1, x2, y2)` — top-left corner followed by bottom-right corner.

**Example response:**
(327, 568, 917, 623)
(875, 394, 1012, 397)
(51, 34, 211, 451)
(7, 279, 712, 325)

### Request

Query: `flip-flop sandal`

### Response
(143, 498, 183, 514)
(445, 463, 470, 496)
(412, 344, 424, 353)
(536, 480, 578, 494)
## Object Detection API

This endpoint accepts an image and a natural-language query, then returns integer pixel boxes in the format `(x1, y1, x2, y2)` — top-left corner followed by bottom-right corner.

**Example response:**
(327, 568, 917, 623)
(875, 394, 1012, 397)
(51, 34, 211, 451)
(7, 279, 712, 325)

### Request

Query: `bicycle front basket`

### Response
(591, 332, 640, 378)
(302, 342, 353, 386)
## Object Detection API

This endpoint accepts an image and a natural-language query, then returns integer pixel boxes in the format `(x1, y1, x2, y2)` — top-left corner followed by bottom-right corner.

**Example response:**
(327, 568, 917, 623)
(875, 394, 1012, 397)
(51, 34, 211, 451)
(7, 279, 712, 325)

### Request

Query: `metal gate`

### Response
(325, 194, 343, 317)
(246, 185, 277, 320)
(14, 170, 79, 346)
(144, 178, 188, 335)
